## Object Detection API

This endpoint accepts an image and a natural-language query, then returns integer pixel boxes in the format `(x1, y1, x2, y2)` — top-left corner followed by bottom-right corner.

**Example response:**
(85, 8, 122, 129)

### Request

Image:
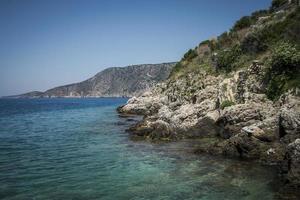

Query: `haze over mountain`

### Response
(8, 63, 175, 98)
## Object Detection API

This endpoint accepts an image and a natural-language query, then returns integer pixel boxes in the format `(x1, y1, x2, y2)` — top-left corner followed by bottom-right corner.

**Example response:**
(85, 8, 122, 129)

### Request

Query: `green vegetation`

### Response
(169, 62, 184, 77)
(271, 0, 288, 10)
(168, 0, 300, 104)
(250, 10, 269, 20)
(216, 32, 238, 49)
(231, 9, 269, 32)
(240, 6, 300, 54)
(280, 6, 300, 44)
(232, 16, 252, 31)
(216, 44, 242, 73)
(270, 41, 300, 75)
(199, 40, 211, 46)
(168, 48, 198, 78)
(266, 41, 300, 100)
(220, 100, 235, 109)
(183, 49, 197, 62)
(241, 31, 268, 54)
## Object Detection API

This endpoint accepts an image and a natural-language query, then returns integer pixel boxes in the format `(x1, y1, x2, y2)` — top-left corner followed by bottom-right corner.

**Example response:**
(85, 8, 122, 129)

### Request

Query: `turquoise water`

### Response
(0, 98, 280, 200)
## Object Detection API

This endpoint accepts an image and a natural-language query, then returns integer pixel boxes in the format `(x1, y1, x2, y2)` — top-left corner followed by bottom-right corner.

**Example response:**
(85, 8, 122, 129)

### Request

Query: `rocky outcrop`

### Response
(8, 63, 176, 98)
(117, 2, 300, 188)
(278, 94, 300, 142)
(118, 61, 300, 186)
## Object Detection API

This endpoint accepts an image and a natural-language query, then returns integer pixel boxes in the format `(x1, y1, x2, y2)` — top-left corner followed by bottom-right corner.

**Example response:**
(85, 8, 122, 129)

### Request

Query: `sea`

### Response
(0, 98, 281, 200)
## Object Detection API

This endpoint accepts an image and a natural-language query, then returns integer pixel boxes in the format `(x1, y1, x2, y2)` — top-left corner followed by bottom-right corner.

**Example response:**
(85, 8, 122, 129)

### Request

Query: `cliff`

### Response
(118, 0, 300, 194)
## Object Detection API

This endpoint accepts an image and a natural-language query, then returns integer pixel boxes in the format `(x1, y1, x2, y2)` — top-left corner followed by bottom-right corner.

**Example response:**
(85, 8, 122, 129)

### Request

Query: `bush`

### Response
(216, 32, 238, 49)
(169, 62, 183, 77)
(199, 40, 210, 46)
(282, 7, 300, 46)
(232, 16, 253, 31)
(242, 7, 300, 54)
(265, 42, 300, 100)
(241, 31, 268, 54)
(216, 44, 242, 72)
(270, 42, 300, 75)
(271, 0, 288, 10)
(266, 75, 286, 101)
(250, 9, 269, 21)
(183, 49, 197, 62)
(220, 100, 235, 109)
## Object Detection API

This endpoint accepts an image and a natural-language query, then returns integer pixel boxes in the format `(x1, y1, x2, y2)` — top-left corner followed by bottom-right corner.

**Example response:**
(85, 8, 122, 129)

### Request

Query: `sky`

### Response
(0, 0, 271, 96)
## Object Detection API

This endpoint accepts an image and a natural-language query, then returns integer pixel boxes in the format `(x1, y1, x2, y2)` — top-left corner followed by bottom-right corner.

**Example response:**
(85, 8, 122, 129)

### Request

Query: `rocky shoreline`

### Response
(117, 61, 300, 192)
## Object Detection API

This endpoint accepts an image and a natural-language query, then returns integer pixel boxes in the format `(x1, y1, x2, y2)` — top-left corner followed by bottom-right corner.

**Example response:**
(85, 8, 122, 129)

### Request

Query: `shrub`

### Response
(270, 41, 300, 75)
(241, 31, 268, 54)
(242, 7, 300, 54)
(220, 100, 235, 109)
(266, 75, 286, 101)
(250, 9, 269, 21)
(199, 40, 210, 46)
(271, 0, 288, 10)
(216, 44, 242, 72)
(265, 42, 300, 100)
(183, 49, 197, 62)
(169, 62, 183, 77)
(216, 31, 239, 49)
(232, 16, 253, 31)
(282, 7, 300, 46)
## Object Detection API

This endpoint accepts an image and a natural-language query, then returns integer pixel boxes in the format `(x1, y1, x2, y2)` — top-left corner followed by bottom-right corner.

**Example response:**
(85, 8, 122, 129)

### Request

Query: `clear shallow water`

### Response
(0, 98, 280, 200)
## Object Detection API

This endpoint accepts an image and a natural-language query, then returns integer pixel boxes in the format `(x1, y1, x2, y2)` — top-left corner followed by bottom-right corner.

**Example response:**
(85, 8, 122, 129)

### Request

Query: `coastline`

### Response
(116, 62, 300, 196)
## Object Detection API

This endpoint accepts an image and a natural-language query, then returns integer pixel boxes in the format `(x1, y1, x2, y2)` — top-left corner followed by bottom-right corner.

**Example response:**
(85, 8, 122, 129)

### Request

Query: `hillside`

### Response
(9, 63, 175, 98)
(118, 0, 300, 195)
(169, 0, 300, 100)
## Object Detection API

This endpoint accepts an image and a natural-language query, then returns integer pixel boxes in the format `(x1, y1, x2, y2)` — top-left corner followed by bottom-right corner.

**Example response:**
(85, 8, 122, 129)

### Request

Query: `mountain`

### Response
(118, 0, 300, 193)
(8, 62, 176, 98)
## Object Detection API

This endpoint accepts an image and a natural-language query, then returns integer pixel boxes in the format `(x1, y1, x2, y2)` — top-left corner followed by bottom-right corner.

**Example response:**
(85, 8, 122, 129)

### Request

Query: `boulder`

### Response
(278, 94, 300, 143)
(118, 91, 165, 115)
(241, 125, 275, 142)
(217, 103, 264, 138)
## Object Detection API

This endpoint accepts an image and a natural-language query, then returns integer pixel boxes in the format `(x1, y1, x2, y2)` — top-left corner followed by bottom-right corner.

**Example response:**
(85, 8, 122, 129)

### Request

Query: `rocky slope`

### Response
(11, 63, 175, 98)
(118, 0, 300, 193)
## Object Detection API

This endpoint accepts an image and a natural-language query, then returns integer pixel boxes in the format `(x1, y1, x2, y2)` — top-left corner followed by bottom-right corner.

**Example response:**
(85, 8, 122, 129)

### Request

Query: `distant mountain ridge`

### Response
(8, 62, 176, 98)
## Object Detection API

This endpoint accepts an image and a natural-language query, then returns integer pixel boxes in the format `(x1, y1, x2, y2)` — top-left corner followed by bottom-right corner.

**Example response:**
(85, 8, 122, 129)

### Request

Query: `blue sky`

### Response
(0, 0, 271, 96)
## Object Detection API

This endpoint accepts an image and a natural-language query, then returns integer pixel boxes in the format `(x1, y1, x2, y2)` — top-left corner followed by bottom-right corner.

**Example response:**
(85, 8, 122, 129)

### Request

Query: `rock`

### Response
(241, 125, 264, 137)
(185, 116, 221, 138)
(217, 133, 265, 159)
(241, 125, 274, 142)
(286, 139, 300, 186)
(127, 120, 154, 137)
(278, 95, 300, 141)
(217, 103, 264, 138)
(260, 143, 285, 165)
(118, 92, 164, 115)
(205, 110, 221, 122)
(148, 120, 174, 140)
(267, 148, 276, 155)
